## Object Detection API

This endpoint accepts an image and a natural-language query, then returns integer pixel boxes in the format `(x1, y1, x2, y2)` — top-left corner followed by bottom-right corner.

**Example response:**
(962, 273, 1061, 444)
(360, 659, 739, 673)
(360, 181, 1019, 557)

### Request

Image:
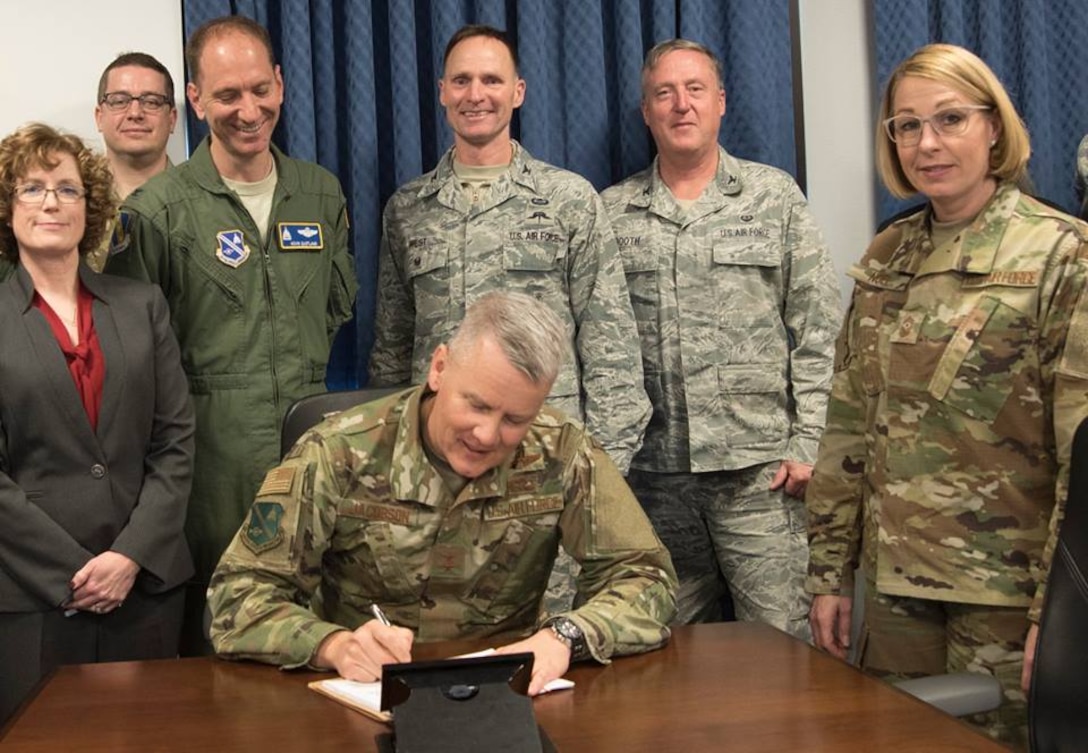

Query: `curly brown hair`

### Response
(0, 122, 117, 262)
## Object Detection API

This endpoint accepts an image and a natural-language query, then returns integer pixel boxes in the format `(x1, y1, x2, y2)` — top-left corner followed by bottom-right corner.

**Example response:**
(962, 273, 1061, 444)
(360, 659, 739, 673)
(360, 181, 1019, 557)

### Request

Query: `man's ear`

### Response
(427, 344, 450, 392)
(187, 82, 205, 121)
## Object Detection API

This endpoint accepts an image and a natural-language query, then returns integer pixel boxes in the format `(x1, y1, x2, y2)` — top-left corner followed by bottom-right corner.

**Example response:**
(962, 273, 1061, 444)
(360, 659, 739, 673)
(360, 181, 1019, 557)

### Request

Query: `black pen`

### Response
(370, 603, 392, 626)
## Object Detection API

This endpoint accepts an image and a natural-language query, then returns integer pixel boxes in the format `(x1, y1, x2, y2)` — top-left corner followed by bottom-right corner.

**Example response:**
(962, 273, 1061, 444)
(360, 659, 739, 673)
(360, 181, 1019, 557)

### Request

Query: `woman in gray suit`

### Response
(0, 123, 195, 723)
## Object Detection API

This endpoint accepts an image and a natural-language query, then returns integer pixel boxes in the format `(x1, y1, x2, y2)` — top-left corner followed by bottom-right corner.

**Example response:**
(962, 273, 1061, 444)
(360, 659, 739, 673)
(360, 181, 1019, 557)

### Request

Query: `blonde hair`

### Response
(876, 43, 1031, 198)
(0, 123, 117, 261)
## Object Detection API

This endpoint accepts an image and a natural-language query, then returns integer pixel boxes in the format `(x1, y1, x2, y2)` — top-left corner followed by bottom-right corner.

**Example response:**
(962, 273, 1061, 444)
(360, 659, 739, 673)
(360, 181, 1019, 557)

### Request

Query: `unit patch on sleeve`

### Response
(243, 501, 285, 554)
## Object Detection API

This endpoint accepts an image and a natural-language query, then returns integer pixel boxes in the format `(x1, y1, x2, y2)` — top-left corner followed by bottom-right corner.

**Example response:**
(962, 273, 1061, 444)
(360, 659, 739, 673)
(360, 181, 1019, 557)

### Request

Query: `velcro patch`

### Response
(109, 211, 132, 256)
(277, 222, 324, 250)
(242, 501, 285, 554)
(961, 270, 1039, 288)
(506, 473, 541, 494)
(216, 229, 250, 268)
(1059, 263, 1088, 379)
(258, 466, 296, 497)
(341, 500, 412, 526)
(483, 496, 564, 521)
(512, 451, 544, 470)
(430, 543, 466, 580)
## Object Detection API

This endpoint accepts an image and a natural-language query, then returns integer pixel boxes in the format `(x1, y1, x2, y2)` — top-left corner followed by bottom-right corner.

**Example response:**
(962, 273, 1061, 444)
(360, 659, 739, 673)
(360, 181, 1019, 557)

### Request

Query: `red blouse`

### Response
(33, 285, 105, 430)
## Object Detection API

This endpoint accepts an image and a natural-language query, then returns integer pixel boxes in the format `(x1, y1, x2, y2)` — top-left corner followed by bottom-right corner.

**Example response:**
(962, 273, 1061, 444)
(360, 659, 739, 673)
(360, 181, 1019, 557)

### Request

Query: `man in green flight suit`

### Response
(105, 15, 358, 654)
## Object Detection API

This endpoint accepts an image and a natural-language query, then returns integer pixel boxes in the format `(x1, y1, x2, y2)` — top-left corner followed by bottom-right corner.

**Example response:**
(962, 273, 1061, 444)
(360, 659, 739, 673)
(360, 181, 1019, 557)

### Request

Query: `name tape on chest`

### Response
(277, 222, 324, 251)
(483, 495, 564, 521)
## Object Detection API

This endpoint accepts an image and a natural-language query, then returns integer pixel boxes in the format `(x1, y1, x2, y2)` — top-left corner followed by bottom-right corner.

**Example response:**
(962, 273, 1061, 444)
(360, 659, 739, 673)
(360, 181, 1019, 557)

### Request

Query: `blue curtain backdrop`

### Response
(181, 0, 798, 389)
(873, 0, 1088, 223)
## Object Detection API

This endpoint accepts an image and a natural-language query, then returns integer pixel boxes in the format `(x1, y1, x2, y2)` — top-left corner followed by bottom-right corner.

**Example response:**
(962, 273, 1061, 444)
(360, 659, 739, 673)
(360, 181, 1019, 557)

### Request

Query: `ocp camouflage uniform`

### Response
(207, 386, 677, 668)
(369, 141, 651, 617)
(806, 182, 1088, 748)
(602, 147, 840, 637)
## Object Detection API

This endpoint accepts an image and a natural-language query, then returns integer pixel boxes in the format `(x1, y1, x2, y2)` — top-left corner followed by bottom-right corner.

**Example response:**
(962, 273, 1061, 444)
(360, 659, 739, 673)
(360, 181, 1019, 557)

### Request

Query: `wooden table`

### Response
(0, 622, 1008, 752)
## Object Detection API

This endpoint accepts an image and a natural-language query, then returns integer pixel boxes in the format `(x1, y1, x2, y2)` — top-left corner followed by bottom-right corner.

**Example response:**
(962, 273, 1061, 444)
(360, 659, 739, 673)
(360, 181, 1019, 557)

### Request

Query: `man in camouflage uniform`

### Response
(209, 292, 677, 694)
(369, 25, 650, 615)
(601, 40, 840, 637)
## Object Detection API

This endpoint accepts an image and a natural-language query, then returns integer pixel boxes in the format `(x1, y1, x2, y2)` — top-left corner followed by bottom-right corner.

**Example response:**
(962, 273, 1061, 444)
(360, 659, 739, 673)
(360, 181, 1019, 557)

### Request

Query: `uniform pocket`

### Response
(928, 296, 1027, 423)
(463, 505, 562, 624)
(717, 365, 789, 448)
(404, 241, 453, 331)
(329, 517, 418, 600)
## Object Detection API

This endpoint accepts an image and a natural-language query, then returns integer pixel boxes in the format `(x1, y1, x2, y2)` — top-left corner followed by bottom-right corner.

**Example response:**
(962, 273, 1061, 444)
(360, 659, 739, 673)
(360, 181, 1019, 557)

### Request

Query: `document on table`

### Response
(308, 649, 575, 723)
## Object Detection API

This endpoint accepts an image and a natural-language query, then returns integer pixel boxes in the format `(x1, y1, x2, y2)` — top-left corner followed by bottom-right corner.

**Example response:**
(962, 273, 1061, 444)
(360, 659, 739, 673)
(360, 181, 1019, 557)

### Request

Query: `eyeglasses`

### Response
(100, 92, 172, 112)
(883, 105, 993, 146)
(13, 184, 86, 204)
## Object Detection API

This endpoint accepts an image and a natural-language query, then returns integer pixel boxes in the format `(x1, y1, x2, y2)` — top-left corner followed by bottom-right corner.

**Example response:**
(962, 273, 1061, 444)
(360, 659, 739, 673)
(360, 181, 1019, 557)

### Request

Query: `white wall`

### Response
(0, 0, 188, 164)
(797, 0, 876, 304)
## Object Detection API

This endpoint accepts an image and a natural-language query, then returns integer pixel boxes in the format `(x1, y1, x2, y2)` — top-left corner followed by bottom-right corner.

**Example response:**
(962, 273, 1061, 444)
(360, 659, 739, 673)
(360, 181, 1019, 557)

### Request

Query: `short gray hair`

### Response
(641, 38, 724, 100)
(449, 291, 567, 384)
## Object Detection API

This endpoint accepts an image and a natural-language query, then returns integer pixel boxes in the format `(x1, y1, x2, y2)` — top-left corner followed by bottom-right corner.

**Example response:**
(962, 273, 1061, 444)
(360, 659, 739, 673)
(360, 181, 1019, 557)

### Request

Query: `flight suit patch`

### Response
(242, 502, 285, 554)
(277, 222, 324, 251)
(109, 211, 131, 256)
(215, 229, 250, 268)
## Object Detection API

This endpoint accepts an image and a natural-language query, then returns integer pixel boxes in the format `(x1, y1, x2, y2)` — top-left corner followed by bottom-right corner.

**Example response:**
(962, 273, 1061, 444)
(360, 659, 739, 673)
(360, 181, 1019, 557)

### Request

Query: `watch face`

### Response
(555, 618, 583, 641)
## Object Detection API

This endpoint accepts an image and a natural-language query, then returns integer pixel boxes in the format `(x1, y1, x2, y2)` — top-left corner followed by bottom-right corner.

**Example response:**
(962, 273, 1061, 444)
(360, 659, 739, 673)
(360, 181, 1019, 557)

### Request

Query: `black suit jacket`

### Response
(0, 264, 195, 612)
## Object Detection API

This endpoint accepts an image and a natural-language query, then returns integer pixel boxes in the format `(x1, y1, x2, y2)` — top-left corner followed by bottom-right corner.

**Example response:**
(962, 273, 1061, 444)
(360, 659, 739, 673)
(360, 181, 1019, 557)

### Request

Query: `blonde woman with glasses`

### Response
(805, 44, 1088, 750)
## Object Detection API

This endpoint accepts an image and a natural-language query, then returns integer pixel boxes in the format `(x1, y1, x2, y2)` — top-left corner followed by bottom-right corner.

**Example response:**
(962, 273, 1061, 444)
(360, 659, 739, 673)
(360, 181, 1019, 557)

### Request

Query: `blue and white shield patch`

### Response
(277, 222, 324, 251)
(108, 211, 132, 256)
(215, 229, 250, 268)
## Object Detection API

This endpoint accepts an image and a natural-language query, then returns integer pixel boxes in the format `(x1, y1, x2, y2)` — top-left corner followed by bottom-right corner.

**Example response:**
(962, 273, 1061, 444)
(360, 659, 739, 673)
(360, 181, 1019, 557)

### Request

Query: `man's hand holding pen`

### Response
(314, 603, 414, 682)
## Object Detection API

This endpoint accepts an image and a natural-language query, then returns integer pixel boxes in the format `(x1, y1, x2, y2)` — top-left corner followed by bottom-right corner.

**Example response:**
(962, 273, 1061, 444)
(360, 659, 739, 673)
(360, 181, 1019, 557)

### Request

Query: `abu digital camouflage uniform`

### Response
(806, 183, 1088, 746)
(602, 147, 840, 636)
(207, 386, 677, 668)
(368, 141, 650, 474)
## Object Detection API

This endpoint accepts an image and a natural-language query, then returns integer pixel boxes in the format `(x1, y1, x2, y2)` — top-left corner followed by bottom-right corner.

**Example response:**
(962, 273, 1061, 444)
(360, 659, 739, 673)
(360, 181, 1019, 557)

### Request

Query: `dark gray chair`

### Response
(280, 386, 407, 456)
(205, 385, 408, 642)
(1029, 417, 1088, 752)
(849, 573, 1002, 716)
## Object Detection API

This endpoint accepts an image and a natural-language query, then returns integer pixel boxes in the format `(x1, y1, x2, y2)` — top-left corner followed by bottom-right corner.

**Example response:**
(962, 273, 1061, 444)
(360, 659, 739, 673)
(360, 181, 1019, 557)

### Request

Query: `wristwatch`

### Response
(545, 616, 589, 661)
